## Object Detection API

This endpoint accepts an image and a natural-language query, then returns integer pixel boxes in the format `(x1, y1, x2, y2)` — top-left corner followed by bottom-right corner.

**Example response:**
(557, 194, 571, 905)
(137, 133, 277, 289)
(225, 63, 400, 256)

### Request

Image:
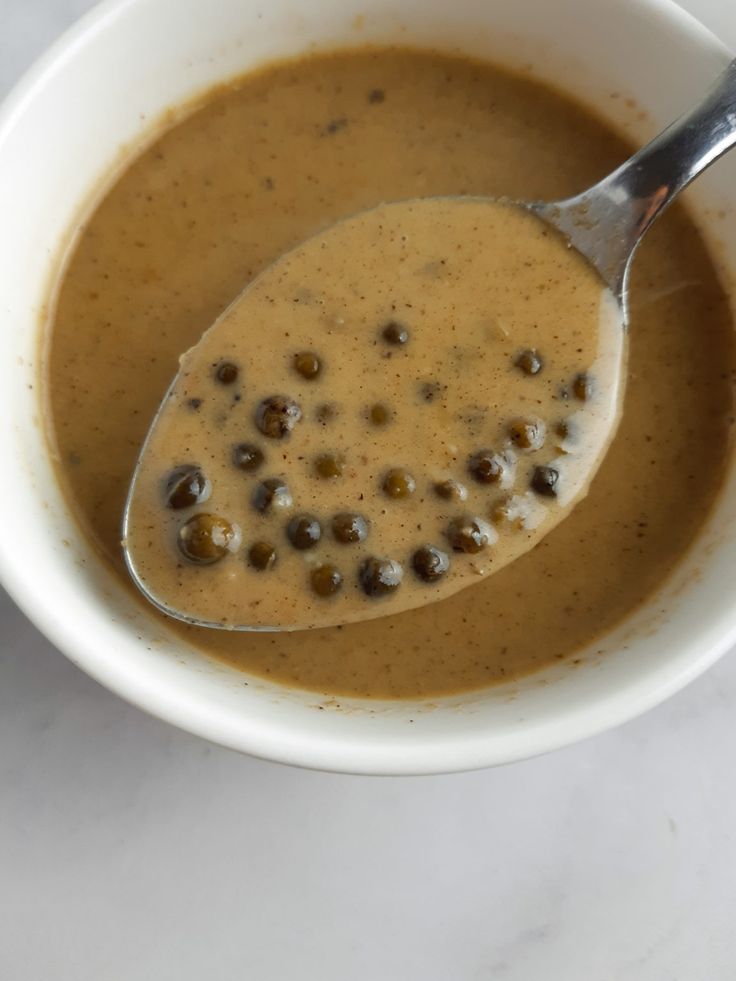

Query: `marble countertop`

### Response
(2, 2, 735, 978)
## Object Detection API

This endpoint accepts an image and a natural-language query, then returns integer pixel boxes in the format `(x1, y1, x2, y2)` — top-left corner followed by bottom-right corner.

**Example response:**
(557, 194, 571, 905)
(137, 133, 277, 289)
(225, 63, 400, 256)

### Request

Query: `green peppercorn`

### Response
(358, 556, 403, 597)
(214, 361, 239, 384)
(310, 563, 344, 597)
(314, 452, 345, 479)
(433, 478, 468, 502)
(381, 320, 409, 345)
(468, 449, 508, 485)
(445, 515, 494, 554)
(382, 467, 416, 499)
(254, 395, 302, 439)
(530, 465, 559, 498)
(572, 372, 594, 401)
(248, 541, 277, 571)
(515, 349, 543, 375)
(331, 513, 369, 544)
(507, 418, 545, 451)
(293, 351, 322, 380)
(286, 514, 322, 550)
(368, 403, 392, 426)
(232, 443, 264, 472)
(178, 514, 239, 565)
(252, 477, 292, 513)
(412, 545, 450, 583)
(555, 419, 576, 442)
(165, 465, 211, 510)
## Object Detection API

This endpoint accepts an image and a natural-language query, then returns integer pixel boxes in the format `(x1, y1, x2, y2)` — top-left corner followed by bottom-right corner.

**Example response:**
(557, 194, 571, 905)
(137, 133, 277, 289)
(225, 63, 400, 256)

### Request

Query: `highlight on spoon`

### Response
(122, 196, 626, 631)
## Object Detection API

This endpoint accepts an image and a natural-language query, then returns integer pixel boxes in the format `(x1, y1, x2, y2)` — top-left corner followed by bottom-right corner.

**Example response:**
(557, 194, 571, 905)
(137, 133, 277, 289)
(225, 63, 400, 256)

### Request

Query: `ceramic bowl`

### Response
(0, 0, 734, 773)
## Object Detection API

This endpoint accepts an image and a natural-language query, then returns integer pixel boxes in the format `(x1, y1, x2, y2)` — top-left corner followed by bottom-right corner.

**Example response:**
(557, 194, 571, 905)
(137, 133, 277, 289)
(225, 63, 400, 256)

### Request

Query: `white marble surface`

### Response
(2, 1, 736, 978)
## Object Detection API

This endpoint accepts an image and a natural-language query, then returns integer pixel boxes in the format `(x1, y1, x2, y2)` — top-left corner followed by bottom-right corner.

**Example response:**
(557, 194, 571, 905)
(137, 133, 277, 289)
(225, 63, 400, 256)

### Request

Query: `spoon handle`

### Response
(534, 58, 736, 312)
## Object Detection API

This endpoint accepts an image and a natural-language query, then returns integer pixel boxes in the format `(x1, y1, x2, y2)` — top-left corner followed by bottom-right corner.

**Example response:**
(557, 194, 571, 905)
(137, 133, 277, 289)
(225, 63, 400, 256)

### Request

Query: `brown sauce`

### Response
(45, 48, 735, 697)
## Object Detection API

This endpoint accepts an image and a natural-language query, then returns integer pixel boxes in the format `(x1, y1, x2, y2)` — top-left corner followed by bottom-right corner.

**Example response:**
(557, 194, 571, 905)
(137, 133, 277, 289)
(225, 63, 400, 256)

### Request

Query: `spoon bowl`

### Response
(123, 196, 625, 630)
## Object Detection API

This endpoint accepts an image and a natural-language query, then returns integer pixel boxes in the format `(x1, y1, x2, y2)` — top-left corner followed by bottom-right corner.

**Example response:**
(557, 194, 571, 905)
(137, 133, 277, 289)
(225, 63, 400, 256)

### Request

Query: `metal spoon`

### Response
(531, 58, 736, 325)
(123, 57, 736, 629)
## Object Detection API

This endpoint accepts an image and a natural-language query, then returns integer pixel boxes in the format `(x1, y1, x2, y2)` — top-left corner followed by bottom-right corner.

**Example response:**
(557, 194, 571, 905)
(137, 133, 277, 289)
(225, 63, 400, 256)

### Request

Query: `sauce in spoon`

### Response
(123, 197, 625, 630)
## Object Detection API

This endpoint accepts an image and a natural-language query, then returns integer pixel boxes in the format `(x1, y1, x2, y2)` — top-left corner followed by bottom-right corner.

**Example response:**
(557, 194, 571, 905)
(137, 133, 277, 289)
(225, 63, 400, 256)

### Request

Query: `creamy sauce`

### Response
(125, 197, 624, 629)
(45, 48, 735, 697)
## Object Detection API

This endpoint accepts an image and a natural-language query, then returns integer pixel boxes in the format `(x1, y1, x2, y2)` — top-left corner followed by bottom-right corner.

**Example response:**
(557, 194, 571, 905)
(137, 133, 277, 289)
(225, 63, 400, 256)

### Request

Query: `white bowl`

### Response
(0, 0, 734, 774)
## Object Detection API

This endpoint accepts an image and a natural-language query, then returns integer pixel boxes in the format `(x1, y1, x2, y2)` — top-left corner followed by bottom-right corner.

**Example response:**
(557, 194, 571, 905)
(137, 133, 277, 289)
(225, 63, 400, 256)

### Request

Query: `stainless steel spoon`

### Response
(531, 57, 736, 325)
(123, 57, 736, 629)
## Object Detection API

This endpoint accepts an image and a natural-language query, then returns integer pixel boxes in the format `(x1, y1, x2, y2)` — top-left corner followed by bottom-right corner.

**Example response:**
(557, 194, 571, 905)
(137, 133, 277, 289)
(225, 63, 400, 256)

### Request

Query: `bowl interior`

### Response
(0, 0, 734, 773)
